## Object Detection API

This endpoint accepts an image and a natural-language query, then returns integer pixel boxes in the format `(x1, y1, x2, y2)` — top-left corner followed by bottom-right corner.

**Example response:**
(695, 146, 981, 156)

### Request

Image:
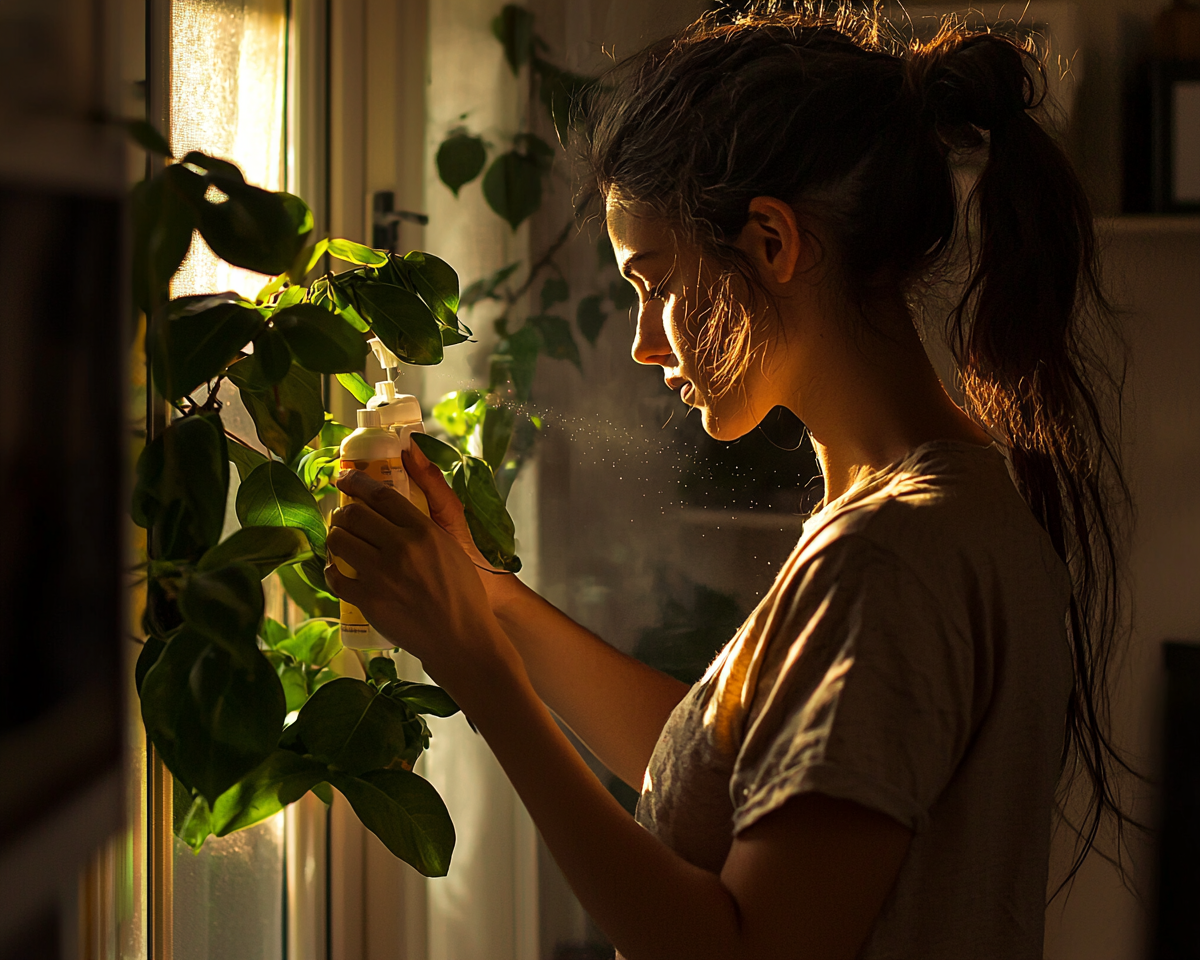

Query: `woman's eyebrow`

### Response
(619, 251, 660, 279)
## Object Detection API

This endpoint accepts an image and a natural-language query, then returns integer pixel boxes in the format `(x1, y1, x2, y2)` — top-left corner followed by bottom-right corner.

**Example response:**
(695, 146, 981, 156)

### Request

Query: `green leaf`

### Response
(336, 372, 374, 405)
(327, 238, 390, 267)
(210, 750, 330, 836)
(540, 276, 569, 312)
(274, 302, 369, 373)
(177, 562, 265, 661)
(482, 151, 543, 231)
(197, 526, 311, 578)
(288, 237, 330, 282)
(278, 562, 339, 619)
(260, 617, 291, 649)
(312, 781, 334, 805)
(528, 315, 581, 369)
(402, 251, 461, 325)
(280, 677, 414, 776)
(410, 433, 463, 472)
(227, 440, 268, 483)
(353, 282, 443, 366)
(367, 656, 398, 685)
(180, 151, 245, 183)
(278, 621, 341, 668)
(127, 120, 173, 157)
(320, 416, 355, 449)
(322, 276, 370, 332)
(141, 624, 286, 805)
(235, 363, 325, 464)
(131, 172, 194, 313)
(330, 769, 455, 877)
(174, 783, 214, 852)
(576, 294, 607, 345)
(461, 262, 520, 308)
(236, 461, 327, 559)
(133, 413, 229, 562)
(280, 192, 315, 240)
(453, 457, 521, 572)
(149, 298, 264, 401)
(278, 663, 310, 713)
(436, 131, 488, 196)
(431, 390, 485, 439)
(135, 636, 166, 695)
(608, 278, 638, 312)
(299, 445, 340, 489)
(250, 327, 293, 386)
(481, 403, 516, 473)
(491, 4, 536, 75)
(498, 324, 542, 402)
(383, 680, 460, 718)
(188, 171, 309, 276)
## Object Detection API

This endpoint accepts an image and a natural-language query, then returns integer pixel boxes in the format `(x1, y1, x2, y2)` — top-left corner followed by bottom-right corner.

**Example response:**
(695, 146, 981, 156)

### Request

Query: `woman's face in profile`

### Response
(606, 201, 772, 441)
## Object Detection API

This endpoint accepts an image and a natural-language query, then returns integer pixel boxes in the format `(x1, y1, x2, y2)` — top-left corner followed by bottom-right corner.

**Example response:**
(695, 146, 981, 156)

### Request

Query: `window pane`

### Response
(172, 818, 285, 960)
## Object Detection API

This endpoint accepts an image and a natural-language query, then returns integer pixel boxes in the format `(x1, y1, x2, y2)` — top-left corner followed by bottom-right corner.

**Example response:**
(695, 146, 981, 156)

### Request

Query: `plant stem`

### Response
(506, 220, 574, 306)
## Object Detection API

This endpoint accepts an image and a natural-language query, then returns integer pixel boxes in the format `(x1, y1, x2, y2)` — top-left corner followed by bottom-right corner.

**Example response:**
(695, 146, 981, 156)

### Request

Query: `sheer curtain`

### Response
(167, 4, 289, 958)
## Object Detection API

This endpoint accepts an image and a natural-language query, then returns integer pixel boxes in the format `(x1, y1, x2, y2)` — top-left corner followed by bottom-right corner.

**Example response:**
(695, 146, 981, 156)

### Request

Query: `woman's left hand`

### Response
(324, 470, 510, 686)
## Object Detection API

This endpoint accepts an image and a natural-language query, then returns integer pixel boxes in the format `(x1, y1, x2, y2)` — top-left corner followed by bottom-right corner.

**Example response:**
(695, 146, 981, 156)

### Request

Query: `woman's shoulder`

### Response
(794, 441, 1070, 610)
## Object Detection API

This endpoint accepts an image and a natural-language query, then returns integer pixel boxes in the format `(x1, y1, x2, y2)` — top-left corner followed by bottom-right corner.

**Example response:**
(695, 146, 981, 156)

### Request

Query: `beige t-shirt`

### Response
(634, 441, 1072, 959)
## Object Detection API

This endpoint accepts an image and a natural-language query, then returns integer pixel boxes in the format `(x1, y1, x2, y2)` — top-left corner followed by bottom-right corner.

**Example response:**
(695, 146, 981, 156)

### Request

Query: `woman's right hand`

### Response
(402, 441, 512, 598)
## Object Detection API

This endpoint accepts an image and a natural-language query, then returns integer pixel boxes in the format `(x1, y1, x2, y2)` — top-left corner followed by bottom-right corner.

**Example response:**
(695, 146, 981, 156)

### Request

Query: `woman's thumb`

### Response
(404, 443, 467, 526)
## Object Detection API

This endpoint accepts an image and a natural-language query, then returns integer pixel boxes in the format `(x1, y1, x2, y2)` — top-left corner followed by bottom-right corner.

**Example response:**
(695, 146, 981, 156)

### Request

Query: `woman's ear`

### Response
(736, 197, 810, 286)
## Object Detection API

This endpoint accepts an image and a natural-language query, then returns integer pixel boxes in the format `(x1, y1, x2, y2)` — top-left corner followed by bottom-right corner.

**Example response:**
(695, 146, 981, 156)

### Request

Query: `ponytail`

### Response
(915, 30, 1140, 890)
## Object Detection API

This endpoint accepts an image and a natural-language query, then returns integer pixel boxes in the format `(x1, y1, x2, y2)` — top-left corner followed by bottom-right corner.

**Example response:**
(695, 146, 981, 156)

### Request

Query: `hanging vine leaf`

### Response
(528, 315, 581, 369)
(197, 526, 312, 578)
(532, 57, 597, 147)
(461, 261, 520, 308)
(280, 678, 415, 776)
(436, 131, 488, 196)
(452, 456, 521, 572)
(210, 749, 330, 837)
(482, 151, 543, 231)
(233, 363, 324, 464)
(352, 282, 444, 366)
(131, 173, 195, 313)
(236, 461, 327, 559)
(149, 297, 263, 402)
(277, 562, 339, 619)
(576, 294, 607, 345)
(327, 239, 390, 266)
(250, 327, 293, 386)
(540, 276, 569, 312)
(274, 302, 369, 373)
(491, 4, 536, 75)
(132, 413, 229, 562)
(492, 324, 541, 401)
(480, 403, 516, 473)
(140, 624, 286, 805)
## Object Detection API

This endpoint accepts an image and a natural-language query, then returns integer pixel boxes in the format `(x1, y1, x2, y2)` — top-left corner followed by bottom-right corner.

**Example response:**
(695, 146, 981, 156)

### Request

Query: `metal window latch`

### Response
(372, 191, 429, 251)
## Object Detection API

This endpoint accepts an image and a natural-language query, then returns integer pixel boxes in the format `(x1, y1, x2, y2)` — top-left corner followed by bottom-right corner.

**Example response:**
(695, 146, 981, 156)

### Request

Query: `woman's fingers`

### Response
(335, 470, 424, 529)
(329, 497, 395, 550)
(404, 445, 466, 527)
(325, 523, 381, 578)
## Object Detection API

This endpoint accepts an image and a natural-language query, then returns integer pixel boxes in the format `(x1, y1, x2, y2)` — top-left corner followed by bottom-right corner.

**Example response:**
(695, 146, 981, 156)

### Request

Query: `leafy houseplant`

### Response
(427, 4, 637, 494)
(127, 124, 519, 876)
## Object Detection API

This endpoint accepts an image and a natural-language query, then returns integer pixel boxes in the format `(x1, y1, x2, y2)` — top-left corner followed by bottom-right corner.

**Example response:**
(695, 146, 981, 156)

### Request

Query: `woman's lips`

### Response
(680, 382, 696, 404)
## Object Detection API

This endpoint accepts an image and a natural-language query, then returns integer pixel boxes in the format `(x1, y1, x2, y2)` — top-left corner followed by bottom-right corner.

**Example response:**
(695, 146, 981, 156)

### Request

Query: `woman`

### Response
(326, 9, 1132, 959)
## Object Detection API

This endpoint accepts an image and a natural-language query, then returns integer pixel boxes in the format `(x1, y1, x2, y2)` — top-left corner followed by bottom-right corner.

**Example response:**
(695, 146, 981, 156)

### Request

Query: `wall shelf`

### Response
(1098, 215, 1200, 234)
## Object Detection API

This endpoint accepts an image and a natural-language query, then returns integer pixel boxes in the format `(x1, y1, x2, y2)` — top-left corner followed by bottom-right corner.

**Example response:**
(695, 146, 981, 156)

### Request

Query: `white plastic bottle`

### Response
(333, 407, 427, 649)
(366, 379, 429, 515)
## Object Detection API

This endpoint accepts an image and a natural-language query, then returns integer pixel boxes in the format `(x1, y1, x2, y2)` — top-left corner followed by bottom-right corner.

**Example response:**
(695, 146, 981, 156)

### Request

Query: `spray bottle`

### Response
(333, 405, 428, 649)
(366, 337, 429, 514)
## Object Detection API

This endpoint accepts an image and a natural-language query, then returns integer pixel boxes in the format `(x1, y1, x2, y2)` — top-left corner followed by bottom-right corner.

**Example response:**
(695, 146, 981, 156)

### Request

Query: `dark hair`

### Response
(583, 6, 1139, 890)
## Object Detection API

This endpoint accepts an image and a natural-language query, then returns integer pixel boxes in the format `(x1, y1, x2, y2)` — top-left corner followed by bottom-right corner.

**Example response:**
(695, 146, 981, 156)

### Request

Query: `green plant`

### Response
(127, 124, 517, 876)
(429, 4, 637, 493)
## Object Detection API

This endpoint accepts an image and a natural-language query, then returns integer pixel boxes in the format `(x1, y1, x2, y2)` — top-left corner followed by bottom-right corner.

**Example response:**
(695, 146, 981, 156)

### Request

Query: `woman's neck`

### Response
(780, 302, 991, 504)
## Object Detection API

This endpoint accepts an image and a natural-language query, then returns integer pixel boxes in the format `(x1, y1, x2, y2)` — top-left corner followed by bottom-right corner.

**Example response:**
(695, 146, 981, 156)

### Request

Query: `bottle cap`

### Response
(356, 408, 382, 428)
(374, 381, 398, 403)
(385, 393, 423, 425)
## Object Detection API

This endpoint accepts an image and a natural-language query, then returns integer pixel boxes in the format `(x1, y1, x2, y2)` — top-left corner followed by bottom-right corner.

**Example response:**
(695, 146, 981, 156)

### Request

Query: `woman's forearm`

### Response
(484, 572, 689, 788)
(452, 636, 743, 960)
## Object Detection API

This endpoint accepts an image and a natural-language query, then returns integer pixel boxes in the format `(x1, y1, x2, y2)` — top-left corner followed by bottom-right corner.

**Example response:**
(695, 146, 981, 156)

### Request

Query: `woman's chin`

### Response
(700, 407, 755, 442)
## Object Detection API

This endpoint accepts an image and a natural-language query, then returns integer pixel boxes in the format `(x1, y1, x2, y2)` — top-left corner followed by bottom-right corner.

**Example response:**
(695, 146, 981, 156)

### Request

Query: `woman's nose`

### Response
(630, 303, 675, 367)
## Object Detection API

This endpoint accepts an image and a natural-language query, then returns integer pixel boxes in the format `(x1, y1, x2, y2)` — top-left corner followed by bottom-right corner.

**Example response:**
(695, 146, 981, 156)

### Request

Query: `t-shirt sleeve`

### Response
(729, 536, 980, 835)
